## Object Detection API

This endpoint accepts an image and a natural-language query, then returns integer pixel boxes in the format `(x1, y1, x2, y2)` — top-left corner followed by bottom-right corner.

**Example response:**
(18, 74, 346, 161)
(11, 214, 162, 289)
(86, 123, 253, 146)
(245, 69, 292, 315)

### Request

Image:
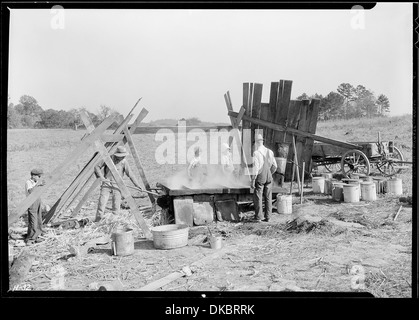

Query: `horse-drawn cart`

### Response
(312, 138, 409, 177)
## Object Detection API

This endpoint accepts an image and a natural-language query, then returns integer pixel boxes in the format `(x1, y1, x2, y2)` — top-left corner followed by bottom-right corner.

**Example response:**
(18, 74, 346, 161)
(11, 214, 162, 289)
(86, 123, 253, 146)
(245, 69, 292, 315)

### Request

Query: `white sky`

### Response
(8, 3, 413, 122)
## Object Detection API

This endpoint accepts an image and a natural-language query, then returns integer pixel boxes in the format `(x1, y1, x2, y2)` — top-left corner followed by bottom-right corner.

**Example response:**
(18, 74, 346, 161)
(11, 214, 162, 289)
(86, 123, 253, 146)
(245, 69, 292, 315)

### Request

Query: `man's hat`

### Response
(255, 134, 264, 142)
(114, 146, 129, 157)
(31, 168, 43, 176)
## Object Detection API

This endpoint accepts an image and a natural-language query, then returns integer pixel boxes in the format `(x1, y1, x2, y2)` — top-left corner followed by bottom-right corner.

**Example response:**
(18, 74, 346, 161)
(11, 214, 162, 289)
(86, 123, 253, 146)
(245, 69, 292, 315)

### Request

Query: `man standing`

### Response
(251, 134, 277, 222)
(94, 146, 143, 222)
(221, 143, 235, 176)
(187, 146, 207, 186)
(25, 168, 47, 244)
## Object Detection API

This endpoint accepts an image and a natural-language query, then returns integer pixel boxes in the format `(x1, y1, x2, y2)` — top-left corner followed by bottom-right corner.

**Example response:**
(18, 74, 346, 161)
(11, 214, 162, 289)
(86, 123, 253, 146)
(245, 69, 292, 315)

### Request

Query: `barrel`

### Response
(276, 194, 292, 214)
(360, 182, 377, 201)
(275, 157, 287, 174)
(151, 224, 189, 250)
(386, 178, 403, 195)
(209, 236, 223, 249)
(343, 184, 360, 203)
(348, 180, 362, 200)
(112, 228, 134, 256)
(373, 177, 387, 194)
(332, 183, 345, 202)
(324, 179, 336, 195)
(312, 177, 325, 194)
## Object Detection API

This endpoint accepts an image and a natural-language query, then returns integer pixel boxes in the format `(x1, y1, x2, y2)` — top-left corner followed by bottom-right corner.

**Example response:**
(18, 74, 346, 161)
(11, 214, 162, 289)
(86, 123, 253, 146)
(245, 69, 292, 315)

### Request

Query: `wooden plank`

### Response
(295, 100, 310, 179)
(61, 168, 95, 215)
(164, 187, 251, 196)
(123, 125, 156, 204)
(242, 83, 251, 167)
(223, 91, 251, 181)
(251, 83, 263, 135)
(81, 115, 151, 238)
(284, 100, 302, 180)
(173, 197, 194, 227)
(9, 114, 118, 227)
(228, 111, 361, 150)
(70, 178, 101, 218)
(132, 125, 234, 134)
(236, 106, 246, 127)
(270, 80, 283, 149)
(192, 201, 214, 225)
(303, 99, 320, 173)
(224, 92, 237, 128)
(274, 80, 292, 146)
(266, 82, 279, 151)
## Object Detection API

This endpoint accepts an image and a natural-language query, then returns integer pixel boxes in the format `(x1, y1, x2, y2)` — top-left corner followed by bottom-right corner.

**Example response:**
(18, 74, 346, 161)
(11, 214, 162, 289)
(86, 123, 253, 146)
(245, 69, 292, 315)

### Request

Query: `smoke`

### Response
(163, 165, 251, 190)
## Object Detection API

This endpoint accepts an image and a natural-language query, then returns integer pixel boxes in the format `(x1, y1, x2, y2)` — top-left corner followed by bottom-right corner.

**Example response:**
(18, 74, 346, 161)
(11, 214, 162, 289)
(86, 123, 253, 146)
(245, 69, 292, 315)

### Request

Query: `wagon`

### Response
(312, 138, 409, 178)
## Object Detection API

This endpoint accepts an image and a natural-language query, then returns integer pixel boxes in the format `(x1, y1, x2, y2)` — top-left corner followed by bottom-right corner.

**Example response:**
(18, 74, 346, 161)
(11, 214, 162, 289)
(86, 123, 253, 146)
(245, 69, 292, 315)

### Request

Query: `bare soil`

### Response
(8, 185, 412, 297)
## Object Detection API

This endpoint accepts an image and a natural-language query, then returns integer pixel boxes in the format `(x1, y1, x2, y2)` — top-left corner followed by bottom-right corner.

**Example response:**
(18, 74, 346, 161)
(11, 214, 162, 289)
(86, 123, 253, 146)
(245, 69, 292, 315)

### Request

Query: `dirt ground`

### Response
(8, 180, 412, 297)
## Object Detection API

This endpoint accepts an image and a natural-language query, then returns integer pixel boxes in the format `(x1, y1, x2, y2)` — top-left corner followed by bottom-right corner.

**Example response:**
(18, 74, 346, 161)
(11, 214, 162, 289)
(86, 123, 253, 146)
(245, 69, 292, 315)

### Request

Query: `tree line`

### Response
(297, 83, 390, 121)
(7, 95, 122, 129)
(7, 83, 390, 129)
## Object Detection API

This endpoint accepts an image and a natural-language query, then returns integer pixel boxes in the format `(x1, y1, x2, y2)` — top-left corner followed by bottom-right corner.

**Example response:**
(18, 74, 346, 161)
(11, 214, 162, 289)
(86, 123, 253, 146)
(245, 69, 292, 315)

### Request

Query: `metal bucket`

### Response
(332, 183, 345, 202)
(112, 227, 134, 256)
(312, 177, 325, 194)
(343, 184, 360, 203)
(151, 224, 189, 250)
(276, 194, 292, 214)
(209, 236, 223, 249)
(275, 157, 287, 174)
(386, 178, 403, 195)
(360, 182, 376, 201)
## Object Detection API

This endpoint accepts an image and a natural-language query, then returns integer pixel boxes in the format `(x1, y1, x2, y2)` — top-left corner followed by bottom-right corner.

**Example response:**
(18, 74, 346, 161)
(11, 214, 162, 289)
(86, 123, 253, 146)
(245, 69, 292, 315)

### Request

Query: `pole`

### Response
(300, 161, 305, 204)
(292, 136, 301, 192)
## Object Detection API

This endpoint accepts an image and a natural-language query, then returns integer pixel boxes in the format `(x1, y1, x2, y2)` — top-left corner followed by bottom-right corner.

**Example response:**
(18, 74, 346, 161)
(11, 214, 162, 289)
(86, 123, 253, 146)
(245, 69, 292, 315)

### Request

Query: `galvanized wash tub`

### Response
(151, 224, 189, 249)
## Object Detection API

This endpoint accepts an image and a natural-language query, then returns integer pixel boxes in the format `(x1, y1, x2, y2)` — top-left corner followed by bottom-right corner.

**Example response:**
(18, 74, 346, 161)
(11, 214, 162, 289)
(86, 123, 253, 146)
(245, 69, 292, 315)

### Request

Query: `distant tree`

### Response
(16, 95, 43, 127)
(319, 91, 345, 120)
(376, 94, 390, 116)
(186, 117, 202, 126)
(337, 83, 356, 119)
(296, 93, 310, 100)
(38, 109, 62, 128)
(7, 103, 22, 128)
(352, 86, 377, 118)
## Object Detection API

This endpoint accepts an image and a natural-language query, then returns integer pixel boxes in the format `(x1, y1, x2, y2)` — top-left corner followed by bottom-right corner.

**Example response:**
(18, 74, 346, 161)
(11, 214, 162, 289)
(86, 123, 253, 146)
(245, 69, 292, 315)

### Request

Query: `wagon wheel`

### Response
(376, 146, 405, 177)
(340, 149, 370, 178)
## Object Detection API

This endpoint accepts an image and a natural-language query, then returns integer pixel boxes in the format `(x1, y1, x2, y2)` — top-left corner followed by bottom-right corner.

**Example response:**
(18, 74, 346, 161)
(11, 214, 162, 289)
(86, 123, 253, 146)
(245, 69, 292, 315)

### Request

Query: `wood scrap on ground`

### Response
(9, 250, 36, 289)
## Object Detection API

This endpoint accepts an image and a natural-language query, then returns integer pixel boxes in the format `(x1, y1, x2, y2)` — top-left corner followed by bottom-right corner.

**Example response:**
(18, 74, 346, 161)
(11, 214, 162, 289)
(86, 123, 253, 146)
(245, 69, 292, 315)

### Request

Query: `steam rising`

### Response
(163, 165, 251, 190)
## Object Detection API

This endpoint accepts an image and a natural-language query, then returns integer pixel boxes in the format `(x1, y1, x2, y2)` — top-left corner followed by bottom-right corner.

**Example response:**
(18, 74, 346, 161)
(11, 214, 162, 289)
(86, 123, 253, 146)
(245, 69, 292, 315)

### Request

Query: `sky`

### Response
(7, 3, 413, 123)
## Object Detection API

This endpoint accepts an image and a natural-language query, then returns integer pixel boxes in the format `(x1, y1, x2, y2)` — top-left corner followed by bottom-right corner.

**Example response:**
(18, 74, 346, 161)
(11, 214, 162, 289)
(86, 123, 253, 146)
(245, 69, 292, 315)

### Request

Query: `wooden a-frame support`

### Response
(223, 91, 251, 182)
(8, 114, 119, 227)
(43, 102, 138, 223)
(79, 111, 152, 239)
(10, 102, 154, 239)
